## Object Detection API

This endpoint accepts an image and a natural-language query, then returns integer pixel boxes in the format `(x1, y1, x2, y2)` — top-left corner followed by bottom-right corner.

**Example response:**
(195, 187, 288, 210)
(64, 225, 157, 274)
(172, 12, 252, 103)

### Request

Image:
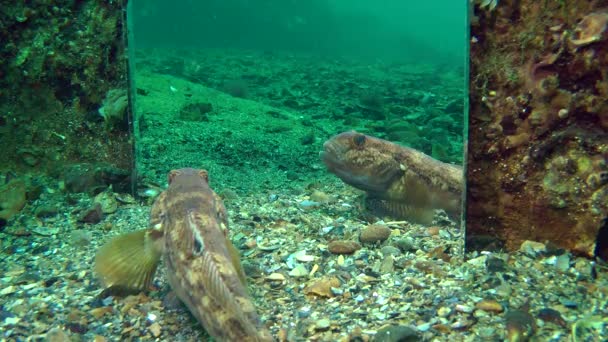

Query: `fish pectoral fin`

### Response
(365, 198, 435, 225)
(226, 238, 248, 287)
(94, 229, 162, 291)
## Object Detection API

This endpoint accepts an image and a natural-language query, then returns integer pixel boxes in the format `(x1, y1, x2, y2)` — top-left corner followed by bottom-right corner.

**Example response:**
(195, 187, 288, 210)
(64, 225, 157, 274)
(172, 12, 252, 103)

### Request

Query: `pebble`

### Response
(149, 322, 162, 337)
(374, 324, 419, 342)
(337, 255, 345, 266)
(34, 205, 58, 218)
(94, 191, 118, 214)
(558, 298, 578, 308)
(314, 318, 331, 331)
(265, 273, 286, 281)
(295, 253, 315, 262)
(485, 255, 507, 273)
(297, 306, 311, 318)
(554, 254, 570, 272)
(0, 285, 17, 296)
(330, 287, 344, 296)
(288, 264, 309, 278)
(427, 226, 440, 236)
(310, 190, 331, 203)
(4, 316, 20, 325)
(78, 203, 103, 223)
(573, 259, 594, 278)
(380, 245, 401, 256)
(328, 240, 361, 254)
(31, 226, 60, 236)
(359, 224, 391, 244)
(475, 299, 504, 313)
(519, 240, 546, 257)
(46, 327, 70, 342)
(437, 306, 452, 317)
(298, 200, 321, 210)
(380, 255, 394, 273)
(537, 308, 568, 327)
(393, 237, 416, 252)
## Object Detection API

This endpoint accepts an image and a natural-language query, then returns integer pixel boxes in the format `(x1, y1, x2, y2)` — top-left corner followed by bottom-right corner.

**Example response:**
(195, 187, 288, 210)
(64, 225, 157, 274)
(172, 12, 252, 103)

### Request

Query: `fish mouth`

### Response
(320, 143, 394, 193)
(320, 141, 342, 169)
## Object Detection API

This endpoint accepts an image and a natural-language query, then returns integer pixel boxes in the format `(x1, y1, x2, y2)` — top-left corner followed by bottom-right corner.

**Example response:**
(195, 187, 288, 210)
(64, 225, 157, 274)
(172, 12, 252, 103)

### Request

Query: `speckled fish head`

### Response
(160, 169, 229, 255)
(321, 131, 404, 194)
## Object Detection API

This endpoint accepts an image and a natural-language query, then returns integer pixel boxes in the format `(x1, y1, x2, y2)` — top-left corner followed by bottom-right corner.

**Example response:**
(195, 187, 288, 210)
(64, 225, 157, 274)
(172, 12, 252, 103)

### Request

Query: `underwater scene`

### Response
(0, 0, 607, 341)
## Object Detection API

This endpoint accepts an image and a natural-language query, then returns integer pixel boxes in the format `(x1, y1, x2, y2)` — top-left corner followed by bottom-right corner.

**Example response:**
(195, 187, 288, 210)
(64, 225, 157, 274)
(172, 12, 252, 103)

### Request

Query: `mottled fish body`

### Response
(95, 168, 272, 341)
(321, 131, 463, 224)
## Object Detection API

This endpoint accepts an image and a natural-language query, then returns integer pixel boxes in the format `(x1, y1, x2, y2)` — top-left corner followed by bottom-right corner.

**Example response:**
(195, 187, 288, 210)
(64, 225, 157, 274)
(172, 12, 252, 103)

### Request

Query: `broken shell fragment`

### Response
(569, 11, 608, 48)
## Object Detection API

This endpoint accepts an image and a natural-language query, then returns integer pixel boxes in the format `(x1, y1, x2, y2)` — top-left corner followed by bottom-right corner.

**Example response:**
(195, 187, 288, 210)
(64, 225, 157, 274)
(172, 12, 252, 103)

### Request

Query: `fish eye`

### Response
(353, 134, 366, 147)
(168, 170, 181, 184)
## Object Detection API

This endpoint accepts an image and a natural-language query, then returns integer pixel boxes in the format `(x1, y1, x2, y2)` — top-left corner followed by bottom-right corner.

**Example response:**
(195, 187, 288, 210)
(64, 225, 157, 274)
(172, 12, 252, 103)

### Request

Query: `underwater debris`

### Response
(569, 11, 608, 49)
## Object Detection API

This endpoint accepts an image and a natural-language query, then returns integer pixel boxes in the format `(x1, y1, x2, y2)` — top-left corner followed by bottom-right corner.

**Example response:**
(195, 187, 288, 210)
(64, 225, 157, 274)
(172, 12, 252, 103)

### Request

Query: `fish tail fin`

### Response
(94, 229, 162, 291)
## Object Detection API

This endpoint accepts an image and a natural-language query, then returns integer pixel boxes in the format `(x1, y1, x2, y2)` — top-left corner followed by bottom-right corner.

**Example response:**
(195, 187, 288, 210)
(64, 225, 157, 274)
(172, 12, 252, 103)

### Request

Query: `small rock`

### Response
(46, 327, 70, 342)
(558, 298, 578, 308)
(70, 230, 93, 247)
(0, 285, 17, 296)
(310, 190, 332, 203)
(380, 245, 401, 256)
(265, 273, 286, 281)
(31, 226, 60, 236)
(437, 306, 452, 317)
(379, 255, 394, 273)
(304, 276, 340, 298)
(94, 190, 118, 214)
(393, 237, 416, 253)
(360, 224, 391, 244)
(294, 251, 315, 262)
(573, 259, 593, 278)
(537, 308, 568, 328)
(374, 324, 419, 342)
(455, 304, 474, 313)
(149, 322, 162, 337)
(519, 240, 546, 257)
(89, 307, 113, 319)
(298, 200, 321, 210)
(485, 255, 507, 273)
(554, 254, 570, 272)
(328, 240, 361, 254)
(314, 318, 331, 331)
(337, 254, 345, 266)
(475, 299, 503, 313)
(297, 306, 311, 318)
(505, 308, 536, 341)
(78, 203, 103, 223)
(427, 226, 440, 236)
(34, 205, 58, 218)
(289, 264, 309, 278)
